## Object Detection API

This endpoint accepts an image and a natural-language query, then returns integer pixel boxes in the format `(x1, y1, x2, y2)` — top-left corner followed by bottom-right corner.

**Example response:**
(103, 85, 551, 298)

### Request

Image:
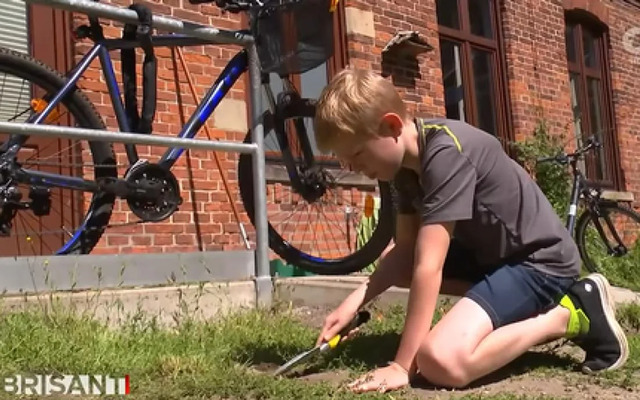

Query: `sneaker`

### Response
(565, 273, 629, 373)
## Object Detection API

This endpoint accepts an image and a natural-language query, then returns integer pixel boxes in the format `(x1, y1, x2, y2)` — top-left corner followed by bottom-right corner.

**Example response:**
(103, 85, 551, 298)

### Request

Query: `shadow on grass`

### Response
(307, 332, 401, 374)
(234, 329, 578, 388)
(287, 336, 575, 389)
(230, 332, 401, 374)
(229, 342, 305, 367)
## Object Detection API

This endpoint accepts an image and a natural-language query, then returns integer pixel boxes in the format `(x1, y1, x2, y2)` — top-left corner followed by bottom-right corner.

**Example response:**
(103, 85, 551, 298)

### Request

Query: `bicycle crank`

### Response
(124, 160, 182, 222)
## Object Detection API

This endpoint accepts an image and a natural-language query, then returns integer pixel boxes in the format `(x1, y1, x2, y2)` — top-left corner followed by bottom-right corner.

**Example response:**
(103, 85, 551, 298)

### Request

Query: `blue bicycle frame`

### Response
(3, 32, 250, 192)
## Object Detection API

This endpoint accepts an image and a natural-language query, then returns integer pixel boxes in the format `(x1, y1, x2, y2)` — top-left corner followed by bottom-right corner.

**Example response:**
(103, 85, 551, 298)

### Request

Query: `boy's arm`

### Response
(332, 213, 420, 317)
(393, 220, 455, 373)
(317, 213, 420, 344)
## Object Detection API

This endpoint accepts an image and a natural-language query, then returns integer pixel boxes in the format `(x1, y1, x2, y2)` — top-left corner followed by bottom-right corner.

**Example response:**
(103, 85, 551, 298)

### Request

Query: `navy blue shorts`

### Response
(442, 240, 578, 329)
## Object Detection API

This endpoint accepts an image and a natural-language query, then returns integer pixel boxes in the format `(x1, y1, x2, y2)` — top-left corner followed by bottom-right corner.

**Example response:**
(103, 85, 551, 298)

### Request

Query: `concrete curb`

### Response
(0, 275, 636, 328)
(274, 275, 640, 308)
(0, 281, 256, 328)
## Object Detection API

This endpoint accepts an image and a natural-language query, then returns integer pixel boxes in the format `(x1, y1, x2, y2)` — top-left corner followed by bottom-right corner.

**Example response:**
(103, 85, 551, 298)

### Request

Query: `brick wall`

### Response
(343, 0, 639, 204)
(606, 1, 640, 204)
(500, 0, 574, 142)
(73, 0, 251, 254)
(70, 0, 640, 256)
(343, 0, 444, 118)
(499, 0, 640, 203)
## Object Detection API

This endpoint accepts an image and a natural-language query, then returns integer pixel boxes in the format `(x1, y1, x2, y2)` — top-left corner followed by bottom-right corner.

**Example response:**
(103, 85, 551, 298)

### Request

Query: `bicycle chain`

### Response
(20, 161, 131, 169)
(10, 218, 147, 238)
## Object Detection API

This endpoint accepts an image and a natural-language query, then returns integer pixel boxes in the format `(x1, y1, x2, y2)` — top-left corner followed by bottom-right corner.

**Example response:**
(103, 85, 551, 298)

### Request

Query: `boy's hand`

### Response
(347, 363, 410, 393)
(316, 306, 360, 346)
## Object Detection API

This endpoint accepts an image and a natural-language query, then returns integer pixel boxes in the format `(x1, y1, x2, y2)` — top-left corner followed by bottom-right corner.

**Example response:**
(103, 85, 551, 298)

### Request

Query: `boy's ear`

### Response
(379, 113, 403, 138)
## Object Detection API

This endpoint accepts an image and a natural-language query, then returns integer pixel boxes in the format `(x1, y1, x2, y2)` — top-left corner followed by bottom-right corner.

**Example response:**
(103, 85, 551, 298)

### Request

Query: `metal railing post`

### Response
(247, 44, 272, 307)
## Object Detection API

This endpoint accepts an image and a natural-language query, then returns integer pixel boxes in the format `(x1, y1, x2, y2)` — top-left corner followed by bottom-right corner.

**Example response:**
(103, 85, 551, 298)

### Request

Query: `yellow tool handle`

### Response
(327, 334, 341, 349)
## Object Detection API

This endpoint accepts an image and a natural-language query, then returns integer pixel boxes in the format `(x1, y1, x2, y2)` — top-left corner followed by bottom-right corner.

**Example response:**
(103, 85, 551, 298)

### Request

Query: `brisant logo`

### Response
(3, 374, 130, 396)
(622, 27, 640, 63)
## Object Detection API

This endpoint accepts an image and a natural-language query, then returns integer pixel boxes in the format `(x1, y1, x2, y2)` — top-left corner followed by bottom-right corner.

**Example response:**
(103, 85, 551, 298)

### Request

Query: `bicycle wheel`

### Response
(237, 105, 394, 275)
(575, 203, 640, 284)
(0, 47, 117, 256)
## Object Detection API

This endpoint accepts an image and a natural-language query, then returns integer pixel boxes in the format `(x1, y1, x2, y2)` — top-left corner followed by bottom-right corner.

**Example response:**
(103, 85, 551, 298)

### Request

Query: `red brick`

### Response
(80, 0, 640, 257)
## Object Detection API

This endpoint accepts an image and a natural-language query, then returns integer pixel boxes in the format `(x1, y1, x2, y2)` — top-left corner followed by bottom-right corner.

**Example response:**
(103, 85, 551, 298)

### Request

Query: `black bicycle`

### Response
(538, 137, 640, 278)
(0, 0, 394, 274)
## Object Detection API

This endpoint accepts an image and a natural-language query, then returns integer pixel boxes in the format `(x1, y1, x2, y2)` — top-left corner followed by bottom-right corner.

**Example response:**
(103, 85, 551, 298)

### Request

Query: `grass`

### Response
(597, 241, 640, 292)
(0, 295, 637, 400)
(581, 228, 640, 292)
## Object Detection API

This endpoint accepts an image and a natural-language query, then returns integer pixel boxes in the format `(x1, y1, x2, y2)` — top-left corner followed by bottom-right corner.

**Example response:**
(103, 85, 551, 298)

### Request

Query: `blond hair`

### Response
(314, 68, 406, 153)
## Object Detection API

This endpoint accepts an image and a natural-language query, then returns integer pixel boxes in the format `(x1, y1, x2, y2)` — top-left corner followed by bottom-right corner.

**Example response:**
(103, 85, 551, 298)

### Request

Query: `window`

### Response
(263, 62, 329, 156)
(565, 17, 619, 187)
(261, 1, 347, 161)
(435, 0, 510, 141)
(0, 0, 29, 122)
(0, 0, 28, 53)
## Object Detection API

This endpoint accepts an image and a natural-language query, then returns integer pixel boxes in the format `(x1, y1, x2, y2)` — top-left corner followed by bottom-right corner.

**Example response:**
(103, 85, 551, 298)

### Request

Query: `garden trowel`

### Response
(274, 310, 370, 376)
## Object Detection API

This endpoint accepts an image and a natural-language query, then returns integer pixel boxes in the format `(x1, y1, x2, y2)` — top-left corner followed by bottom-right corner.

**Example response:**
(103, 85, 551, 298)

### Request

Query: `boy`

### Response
(313, 68, 628, 393)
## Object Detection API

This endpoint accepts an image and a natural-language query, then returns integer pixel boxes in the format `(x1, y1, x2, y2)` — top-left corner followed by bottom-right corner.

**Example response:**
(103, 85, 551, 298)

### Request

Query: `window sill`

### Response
(600, 190, 635, 203)
(265, 164, 378, 190)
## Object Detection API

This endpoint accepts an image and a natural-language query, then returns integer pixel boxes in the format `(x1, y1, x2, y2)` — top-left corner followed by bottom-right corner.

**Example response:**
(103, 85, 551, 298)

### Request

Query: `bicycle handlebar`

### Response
(536, 136, 602, 165)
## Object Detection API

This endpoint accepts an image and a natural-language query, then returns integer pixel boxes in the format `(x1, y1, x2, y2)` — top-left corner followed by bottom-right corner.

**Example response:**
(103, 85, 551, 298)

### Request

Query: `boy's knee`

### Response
(416, 341, 471, 388)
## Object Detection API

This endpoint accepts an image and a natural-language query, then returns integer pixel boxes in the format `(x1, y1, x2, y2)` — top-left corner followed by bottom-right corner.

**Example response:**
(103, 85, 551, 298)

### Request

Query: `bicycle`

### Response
(0, 0, 394, 274)
(537, 137, 640, 279)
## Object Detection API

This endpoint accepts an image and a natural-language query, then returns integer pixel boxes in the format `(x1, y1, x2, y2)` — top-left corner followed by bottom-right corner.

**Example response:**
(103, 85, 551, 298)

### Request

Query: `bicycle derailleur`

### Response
(0, 186, 53, 236)
(124, 160, 182, 222)
(0, 156, 53, 236)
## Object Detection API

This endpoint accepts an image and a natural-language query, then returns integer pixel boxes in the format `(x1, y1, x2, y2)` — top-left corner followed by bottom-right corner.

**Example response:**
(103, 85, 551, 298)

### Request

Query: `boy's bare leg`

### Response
(385, 255, 570, 387)
(415, 298, 569, 388)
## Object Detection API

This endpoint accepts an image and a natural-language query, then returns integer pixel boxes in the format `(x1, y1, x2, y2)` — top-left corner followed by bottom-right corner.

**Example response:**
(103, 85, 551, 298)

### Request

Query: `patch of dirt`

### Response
(289, 305, 332, 330)
(289, 369, 639, 400)
(283, 306, 639, 399)
(252, 362, 280, 373)
(441, 375, 638, 400)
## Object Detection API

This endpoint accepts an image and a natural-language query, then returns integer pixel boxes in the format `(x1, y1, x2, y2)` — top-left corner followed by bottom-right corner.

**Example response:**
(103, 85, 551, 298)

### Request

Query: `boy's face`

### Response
(331, 114, 405, 182)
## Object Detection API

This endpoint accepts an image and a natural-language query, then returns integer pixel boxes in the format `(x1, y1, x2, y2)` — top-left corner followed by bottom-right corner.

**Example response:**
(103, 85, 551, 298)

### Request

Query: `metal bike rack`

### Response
(5, 0, 272, 305)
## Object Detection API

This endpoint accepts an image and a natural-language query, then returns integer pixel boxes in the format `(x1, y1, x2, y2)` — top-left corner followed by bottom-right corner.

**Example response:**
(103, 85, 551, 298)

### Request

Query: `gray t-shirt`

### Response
(393, 118, 580, 277)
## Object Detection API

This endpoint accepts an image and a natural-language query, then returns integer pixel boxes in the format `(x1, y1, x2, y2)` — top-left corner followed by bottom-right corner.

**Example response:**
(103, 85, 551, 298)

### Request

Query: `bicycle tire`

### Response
(237, 107, 394, 275)
(575, 202, 640, 274)
(0, 47, 117, 255)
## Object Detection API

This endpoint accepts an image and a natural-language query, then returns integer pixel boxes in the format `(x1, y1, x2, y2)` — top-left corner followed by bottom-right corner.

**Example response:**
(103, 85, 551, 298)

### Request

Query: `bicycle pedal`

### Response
(29, 186, 51, 216)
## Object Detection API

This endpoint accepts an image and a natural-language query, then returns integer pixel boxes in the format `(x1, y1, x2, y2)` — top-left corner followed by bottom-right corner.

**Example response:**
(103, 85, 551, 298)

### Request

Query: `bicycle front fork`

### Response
(566, 173, 582, 233)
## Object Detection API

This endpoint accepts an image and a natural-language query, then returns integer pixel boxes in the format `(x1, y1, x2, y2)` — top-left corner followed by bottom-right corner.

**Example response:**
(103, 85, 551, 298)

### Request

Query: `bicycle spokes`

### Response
(581, 208, 640, 280)
(263, 114, 383, 261)
(0, 68, 104, 256)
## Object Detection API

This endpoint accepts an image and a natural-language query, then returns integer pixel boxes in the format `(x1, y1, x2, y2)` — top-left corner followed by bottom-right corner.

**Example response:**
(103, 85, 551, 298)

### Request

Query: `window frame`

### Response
(256, 1, 373, 187)
(265, 0, 347, 162)
(436, 0, 513, 147)
(565, 14, 622, 189)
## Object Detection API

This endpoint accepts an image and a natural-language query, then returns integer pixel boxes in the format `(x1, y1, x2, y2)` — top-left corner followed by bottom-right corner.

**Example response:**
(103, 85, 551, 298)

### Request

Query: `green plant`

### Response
(510, 120, 571, 218)
(591, 236, 640, 292)
(617, 302, 640, 334)
(355, 198, 380, 273)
